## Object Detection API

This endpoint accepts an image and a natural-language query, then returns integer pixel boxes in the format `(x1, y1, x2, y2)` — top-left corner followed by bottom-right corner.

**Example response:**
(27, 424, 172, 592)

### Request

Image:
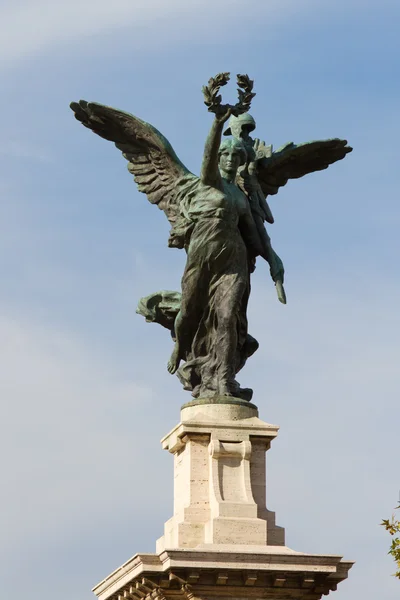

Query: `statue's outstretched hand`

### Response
(215, 105, 234, 125)
(269, 250, 284, 283)
(269, 250, 287, 304)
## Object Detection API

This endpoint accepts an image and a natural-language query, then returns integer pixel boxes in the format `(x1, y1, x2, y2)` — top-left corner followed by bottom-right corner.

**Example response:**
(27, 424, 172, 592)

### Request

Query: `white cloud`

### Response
(0, 0, 331, 67)
(0, 313, 163, 555)
(3, 0, 395, 69)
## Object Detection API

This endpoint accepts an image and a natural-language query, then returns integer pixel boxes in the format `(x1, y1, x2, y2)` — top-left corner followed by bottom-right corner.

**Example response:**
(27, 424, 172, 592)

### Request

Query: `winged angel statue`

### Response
(70, 73, 351, 402)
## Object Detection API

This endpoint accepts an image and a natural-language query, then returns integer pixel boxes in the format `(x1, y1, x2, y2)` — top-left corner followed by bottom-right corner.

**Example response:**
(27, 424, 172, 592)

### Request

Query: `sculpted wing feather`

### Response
(256, 138, 353, 197)
(70, 101, 195, 230)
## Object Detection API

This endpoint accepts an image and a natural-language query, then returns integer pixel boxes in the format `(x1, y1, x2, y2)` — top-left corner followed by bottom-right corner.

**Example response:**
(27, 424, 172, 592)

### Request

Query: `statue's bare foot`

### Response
(167, 346, 181, 374)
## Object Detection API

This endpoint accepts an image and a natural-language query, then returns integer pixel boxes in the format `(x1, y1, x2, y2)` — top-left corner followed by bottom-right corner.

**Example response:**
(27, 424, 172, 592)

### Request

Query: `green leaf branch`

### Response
(381, 503, 400, 580)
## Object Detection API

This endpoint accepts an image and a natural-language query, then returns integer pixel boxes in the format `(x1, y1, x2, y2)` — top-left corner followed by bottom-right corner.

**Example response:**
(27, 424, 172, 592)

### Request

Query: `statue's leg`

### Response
(214, 274, 244, 396)
(167, 250, 201, 375)
(167, 309, 183, 374)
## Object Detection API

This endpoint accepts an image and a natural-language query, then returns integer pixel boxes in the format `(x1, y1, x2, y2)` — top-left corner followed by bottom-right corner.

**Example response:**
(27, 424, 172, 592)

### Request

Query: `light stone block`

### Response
(156, 399, 284, 552)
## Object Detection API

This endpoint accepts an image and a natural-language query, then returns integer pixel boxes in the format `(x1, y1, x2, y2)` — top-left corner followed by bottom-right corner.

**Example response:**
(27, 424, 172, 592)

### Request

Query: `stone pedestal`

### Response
(92, 399, 353, 600)
(156, 399, 284, 550)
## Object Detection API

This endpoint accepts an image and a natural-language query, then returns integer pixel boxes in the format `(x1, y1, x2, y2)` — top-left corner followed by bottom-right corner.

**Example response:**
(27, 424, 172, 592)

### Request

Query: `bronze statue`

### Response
(70, 73, 351, 402)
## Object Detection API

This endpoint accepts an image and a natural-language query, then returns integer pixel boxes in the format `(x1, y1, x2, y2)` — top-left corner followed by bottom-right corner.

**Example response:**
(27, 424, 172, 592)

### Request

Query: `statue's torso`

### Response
(221, 179, 249, 219)
(184, 178, 248, 231)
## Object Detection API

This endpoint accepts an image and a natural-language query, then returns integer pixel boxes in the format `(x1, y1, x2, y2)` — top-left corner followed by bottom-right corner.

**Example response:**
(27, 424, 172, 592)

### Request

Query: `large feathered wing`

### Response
(70, 101, 196, 242)
(256, 138, 352, 197)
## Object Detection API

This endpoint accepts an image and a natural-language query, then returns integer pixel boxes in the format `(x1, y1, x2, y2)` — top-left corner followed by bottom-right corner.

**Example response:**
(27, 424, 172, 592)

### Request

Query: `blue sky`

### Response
(1, 1, 399, 599)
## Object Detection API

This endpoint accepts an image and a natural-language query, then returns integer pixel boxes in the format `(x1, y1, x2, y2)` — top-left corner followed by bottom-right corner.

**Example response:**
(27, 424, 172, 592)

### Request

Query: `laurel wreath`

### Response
(202, 72, 256, 116)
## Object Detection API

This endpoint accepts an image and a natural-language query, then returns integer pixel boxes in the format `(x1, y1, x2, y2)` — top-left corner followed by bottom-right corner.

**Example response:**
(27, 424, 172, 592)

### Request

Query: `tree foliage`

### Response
(381, 503, 400, 579)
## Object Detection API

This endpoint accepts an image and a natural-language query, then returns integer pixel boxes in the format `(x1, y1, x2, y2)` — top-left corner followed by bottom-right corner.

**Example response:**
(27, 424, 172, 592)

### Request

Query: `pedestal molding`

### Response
(93, 549, 354, 600)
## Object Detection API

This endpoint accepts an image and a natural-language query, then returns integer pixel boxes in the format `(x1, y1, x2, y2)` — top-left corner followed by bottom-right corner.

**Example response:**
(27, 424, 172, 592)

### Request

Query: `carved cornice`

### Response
(93, 550, 353, 600)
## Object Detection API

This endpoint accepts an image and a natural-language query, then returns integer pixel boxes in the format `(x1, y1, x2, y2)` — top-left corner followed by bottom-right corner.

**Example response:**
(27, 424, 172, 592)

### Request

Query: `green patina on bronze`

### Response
(70, 73, 352, 404)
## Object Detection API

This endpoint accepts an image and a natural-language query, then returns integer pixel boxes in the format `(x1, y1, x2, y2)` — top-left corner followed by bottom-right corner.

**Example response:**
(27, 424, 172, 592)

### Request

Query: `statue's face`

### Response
(219, 146, 243, 179)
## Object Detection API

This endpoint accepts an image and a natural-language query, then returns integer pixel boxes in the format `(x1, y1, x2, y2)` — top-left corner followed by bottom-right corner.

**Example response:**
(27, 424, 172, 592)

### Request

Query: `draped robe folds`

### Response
(138, 176, 259, 399)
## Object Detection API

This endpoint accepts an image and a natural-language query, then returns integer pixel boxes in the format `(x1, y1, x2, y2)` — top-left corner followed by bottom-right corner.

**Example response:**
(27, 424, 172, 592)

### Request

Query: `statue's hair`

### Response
(218, 138, 247, 166)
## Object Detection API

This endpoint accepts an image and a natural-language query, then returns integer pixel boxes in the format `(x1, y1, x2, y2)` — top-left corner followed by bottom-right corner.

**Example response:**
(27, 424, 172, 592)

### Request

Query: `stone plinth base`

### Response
(157, 399, 284, 551)
(92, 547, 353, 600)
